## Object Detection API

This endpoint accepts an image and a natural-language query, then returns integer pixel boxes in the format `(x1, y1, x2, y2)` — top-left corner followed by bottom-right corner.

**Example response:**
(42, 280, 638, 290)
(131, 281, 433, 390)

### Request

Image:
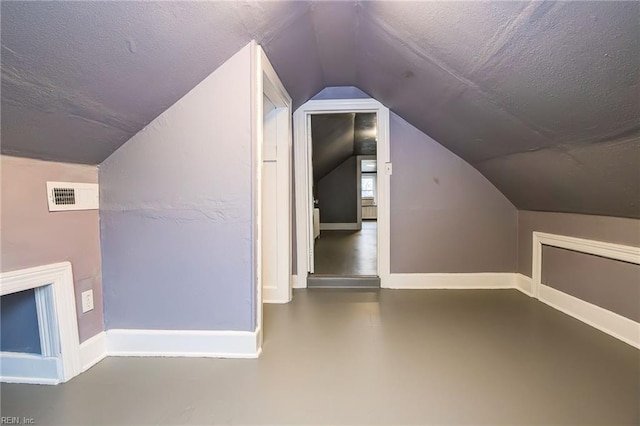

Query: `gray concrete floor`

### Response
(314, 220, 377, 275)
(2, 289, 639, 425)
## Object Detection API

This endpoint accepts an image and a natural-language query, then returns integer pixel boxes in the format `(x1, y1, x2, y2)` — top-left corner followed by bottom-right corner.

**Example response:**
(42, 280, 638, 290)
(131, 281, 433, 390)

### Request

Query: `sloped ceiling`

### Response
(311, 112, 376, 183)
(1, 1, 638, 218)
(312, 113, 356, 183)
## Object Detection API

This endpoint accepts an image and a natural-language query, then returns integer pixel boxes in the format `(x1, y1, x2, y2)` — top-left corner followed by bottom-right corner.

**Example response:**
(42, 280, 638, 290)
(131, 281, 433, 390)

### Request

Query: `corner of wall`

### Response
(99, 42, 255, 332)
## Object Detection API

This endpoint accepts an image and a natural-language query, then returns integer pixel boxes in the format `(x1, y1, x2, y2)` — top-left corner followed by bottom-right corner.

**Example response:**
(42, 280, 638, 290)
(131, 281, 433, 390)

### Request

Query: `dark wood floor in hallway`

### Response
(314, 220, 377, 275)
(2, 288, 639, 425)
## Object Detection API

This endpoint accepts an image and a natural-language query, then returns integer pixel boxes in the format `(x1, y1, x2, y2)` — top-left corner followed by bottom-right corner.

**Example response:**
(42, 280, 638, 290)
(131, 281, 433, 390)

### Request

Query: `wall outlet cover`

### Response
(81, 290, 94, 313)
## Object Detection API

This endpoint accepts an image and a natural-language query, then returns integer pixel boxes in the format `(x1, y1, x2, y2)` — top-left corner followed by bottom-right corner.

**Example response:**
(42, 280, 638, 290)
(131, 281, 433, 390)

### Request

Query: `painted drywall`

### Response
(100, 43, 254, 332)
(312, 86, 371, 101)
(311, 113, 355, 182)
(4, 2, 637, 218)
(542, 246, 639, 322)
(518, 210, 640, 321)
(304, 86, 518, 273)
(312, 86, 370, 101)
(354, 113, 377, 156)
(0, 1, 310, 164)
(390, 113, 517, 273)
(0, 155, 103, 343)
(517, 210, 640, 276)
(317, 156, 358, 224)
(0, 289, 41, 354)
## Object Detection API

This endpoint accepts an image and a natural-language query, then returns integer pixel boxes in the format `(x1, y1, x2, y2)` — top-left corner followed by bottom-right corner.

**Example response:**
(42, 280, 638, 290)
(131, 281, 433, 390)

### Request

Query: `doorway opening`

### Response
(254, 43, 292, 354)
(261, 89, 290, 304)
(309, 113, 378, 284)
(293, 98, 391, 289)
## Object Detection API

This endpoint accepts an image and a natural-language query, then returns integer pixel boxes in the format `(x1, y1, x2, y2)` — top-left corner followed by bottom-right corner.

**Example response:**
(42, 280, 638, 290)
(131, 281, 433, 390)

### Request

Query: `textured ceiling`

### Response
(1, 1, 638, 218)
(312, 113, 356, 182)
(311, 113, 376, 182)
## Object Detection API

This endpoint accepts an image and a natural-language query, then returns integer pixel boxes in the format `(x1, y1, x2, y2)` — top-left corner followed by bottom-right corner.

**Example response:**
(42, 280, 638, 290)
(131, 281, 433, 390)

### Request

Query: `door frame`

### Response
(293, 98, 391, 287)
(357, 154, 377, 226)
(252, 43, 292, 348)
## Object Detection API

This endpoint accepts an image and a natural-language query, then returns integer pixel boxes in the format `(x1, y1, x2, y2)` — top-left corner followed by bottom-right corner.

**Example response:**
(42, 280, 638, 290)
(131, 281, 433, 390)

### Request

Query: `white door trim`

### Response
(293, 98, 391, 287)
(357, 154, 377, 228)
(252, 39, 293, 345)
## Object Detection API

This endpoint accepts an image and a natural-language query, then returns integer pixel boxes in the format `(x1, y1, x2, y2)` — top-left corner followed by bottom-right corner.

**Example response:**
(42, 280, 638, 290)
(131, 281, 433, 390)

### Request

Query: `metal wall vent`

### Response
(46, 182, 99, 211)
(53, 188, 76, 205)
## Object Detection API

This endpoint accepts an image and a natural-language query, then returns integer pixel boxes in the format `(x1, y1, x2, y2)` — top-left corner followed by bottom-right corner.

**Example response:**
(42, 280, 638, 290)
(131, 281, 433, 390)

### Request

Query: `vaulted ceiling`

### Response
(311, 113, 376, 183)
(2, 1, 638, 218)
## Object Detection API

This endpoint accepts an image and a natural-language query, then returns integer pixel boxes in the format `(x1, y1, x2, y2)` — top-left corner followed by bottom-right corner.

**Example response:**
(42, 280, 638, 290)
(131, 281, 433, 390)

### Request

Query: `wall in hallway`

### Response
(317, 156, 358, 224)
(519, 210, 640, 321)
(1, 155, 104, 343)
(100, 43, 255, 332)
(306, 86, 518, 273)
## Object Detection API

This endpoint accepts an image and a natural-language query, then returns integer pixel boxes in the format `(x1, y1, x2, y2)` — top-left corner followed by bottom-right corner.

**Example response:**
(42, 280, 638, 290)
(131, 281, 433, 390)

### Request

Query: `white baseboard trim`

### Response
(10, 327, 263, 384)
(79, 331, 107, 372)
(386, 273, 515, 290)
(387, 271, 638, 349)
(106, 327, 262, 359)
(0, 352, 61, 385)
(264, 294, 290, 304)
(538, 284, 640, 349)
(514, 273, 533, 296)
(3, 327, 262, 385)
(292, 274, 306, 289)
(319, 223, 360, 231)
(263, 286, 287, 304)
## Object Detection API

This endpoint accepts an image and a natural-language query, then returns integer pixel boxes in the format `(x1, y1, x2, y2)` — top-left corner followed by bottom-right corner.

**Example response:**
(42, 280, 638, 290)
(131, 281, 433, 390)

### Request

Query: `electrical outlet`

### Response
(81, 290, 94, 313)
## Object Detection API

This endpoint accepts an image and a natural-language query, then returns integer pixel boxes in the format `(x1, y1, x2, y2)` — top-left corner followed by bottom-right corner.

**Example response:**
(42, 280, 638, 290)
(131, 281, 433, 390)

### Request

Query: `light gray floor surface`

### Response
(2, 289, 639, 425)
(313, 221, 377, 275)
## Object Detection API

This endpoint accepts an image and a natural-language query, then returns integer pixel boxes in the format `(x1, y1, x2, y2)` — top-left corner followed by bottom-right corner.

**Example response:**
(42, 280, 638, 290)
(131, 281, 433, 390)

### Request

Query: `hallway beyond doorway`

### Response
(314, 221, 377, 275)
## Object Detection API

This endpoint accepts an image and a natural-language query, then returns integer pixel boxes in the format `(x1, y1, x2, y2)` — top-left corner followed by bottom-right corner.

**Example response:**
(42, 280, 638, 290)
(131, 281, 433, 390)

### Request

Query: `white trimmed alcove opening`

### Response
(0, 262, 81, 385)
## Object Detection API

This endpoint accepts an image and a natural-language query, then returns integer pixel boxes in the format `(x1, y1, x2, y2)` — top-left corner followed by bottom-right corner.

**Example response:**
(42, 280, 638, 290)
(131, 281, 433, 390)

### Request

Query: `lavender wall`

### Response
(390, 113, 517, 273)
(307, 87, 518, 273)
(542, 246, 639, 322)
(100, 44, 255, 331)
(0, 155, 103, 343)
(518, 211, 640, 276)
(518, 210, 640, 321)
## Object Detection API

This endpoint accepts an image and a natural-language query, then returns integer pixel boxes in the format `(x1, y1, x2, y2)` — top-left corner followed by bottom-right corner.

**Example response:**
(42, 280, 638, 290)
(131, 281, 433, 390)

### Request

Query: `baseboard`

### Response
(386, 273, 515, 290)
(307, 275, 380, 289)
(79, 331, 107, 372)
(263, 286, 290, 304)
(5, 327, 262, 384)
(263, 296, 290, 303)
(386, 272, 638, 349)
(538, 284, 640, 349)
(319, 223, 360, 231)
(106, 327, 262, 358)
(292, 274, 306, 289)
(0, 352, 60, 385)
(514, 273, 533, 296)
